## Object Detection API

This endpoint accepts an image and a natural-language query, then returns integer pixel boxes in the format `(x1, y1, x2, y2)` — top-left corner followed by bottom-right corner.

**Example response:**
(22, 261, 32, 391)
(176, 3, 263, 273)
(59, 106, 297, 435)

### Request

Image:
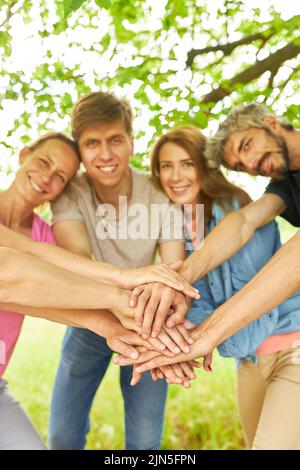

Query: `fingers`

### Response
(162, 325, 191, 354)
(150, 293, 174, 338)
(141, 293, 160, 338)
(108, 329, 154, 359)
(130, 367, 143, 386)
(166, 302, 188, 329)
(112, 349, 161, 367)
(134, 349, 194, 373)
(178, 362, 196, 380)
(203, 352, 213, 372)
(109, 338, 140, 360)
(183, 319, 197, 330)
(147, 336, 176, 357)
(167, 262, 200, 299)
(157, 330, 183, 355)
(134, 287, 151, 330)
(174, 324, 194, 345)
(129, 285, 144, 311)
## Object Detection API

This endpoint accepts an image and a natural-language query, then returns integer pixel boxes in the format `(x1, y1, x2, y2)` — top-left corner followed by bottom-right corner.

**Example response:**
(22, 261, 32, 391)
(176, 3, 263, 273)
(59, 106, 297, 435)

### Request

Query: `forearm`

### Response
(0, 301, 117, 338)
(0, 247, 129, 311)
(194, 230, 300, 347)
(0, 224, 124, 286)
(180, 210, 254, 283)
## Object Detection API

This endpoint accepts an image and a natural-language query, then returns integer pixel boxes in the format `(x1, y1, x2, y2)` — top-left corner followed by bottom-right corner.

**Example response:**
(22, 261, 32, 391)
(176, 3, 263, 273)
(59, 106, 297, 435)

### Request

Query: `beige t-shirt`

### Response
(51, 168, 184, 268)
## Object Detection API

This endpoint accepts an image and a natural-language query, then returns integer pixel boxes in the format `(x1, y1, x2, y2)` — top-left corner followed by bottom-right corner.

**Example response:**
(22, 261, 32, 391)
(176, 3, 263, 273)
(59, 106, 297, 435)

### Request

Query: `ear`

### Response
(19, 146, 30, 164)
(263, 115, 281, 134)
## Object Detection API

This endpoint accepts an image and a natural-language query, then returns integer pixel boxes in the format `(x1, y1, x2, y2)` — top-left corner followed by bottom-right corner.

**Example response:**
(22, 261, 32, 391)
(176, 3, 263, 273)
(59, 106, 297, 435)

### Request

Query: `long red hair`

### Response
(151, 125, 251, 225)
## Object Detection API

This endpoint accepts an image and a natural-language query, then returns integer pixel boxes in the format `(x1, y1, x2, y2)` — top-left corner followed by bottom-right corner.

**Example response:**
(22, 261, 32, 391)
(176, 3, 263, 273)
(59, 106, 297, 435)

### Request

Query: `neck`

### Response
(0, 184, 35, 230)
(285, 128, 300, 171)
(93, 168, 132, 210)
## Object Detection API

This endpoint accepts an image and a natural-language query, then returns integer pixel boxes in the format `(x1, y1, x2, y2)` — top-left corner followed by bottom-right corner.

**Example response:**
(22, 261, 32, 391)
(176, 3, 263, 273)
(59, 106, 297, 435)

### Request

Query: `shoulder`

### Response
(32, 214, 55, 244)
(63, 170, 91, 196)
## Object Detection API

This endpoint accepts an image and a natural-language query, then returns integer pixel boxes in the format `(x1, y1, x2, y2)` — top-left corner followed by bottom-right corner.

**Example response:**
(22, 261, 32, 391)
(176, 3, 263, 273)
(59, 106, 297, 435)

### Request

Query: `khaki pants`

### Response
(237, 343, 300, 450)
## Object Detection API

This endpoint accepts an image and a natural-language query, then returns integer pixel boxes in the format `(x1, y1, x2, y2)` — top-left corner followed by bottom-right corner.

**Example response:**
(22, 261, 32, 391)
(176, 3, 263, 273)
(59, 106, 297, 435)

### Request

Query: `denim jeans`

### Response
(49, 327, 168, 450)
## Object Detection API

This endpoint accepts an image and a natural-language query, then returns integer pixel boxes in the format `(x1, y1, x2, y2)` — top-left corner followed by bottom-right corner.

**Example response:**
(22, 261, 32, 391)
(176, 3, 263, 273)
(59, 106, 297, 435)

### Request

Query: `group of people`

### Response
(0, 91, 300, 450)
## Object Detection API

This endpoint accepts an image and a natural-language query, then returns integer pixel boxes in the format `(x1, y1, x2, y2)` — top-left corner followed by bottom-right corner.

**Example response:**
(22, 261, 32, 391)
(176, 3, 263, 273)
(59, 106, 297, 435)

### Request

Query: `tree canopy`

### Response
(0, 0, 299, 171)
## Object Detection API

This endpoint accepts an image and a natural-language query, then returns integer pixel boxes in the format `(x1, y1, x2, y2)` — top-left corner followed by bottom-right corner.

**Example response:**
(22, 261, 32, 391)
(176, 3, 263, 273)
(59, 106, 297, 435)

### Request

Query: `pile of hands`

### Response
(107, 261, 214, 389)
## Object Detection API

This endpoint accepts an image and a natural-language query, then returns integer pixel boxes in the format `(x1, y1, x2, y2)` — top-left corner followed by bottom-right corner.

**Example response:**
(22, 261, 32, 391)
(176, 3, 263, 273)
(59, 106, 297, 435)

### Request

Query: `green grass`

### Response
(5, 318, 245, 450)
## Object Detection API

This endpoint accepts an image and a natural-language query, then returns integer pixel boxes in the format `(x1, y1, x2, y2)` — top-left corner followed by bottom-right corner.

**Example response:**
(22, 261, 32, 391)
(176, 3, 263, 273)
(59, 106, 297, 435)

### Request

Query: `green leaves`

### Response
(62, 0, 111, 19)
(63, 0, 86, 19)
(95, 0, 112, 8)
(0, 31, 12, 56)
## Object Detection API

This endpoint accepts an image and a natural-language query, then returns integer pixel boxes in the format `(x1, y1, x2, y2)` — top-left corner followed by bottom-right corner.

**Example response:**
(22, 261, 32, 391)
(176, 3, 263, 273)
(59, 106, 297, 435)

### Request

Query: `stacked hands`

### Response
(106, 261, 214, 388)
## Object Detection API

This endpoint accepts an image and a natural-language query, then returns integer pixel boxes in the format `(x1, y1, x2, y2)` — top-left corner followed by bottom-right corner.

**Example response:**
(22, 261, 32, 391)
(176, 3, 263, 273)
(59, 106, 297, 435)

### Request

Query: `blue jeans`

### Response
(49, 327, 168, 450)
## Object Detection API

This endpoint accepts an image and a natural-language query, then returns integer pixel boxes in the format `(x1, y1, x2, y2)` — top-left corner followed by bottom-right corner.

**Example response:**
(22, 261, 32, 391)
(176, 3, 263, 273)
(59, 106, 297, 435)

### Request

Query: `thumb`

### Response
(166, 309, 186, 328)
(168, 260, 183, 272)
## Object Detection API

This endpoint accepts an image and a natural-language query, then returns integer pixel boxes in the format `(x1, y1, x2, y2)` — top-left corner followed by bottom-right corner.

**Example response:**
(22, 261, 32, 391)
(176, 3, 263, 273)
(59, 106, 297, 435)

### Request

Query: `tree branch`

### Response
(0, 0, 18, 29)
(200, 41, 300, 105)
(187, 32, 272, 68)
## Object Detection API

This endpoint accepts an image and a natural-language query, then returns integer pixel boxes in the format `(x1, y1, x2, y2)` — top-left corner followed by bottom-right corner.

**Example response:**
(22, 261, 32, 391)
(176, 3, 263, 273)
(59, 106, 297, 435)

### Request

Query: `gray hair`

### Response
(204, 102, 291, 169)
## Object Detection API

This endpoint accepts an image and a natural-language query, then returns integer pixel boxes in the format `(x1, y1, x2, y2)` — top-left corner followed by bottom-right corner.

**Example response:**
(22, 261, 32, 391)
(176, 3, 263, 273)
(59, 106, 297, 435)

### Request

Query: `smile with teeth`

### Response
(28, 176, 47, 194)
(171, 185, 190, 194)
(260, 156, 271, 175)
(97, 165, 118, 174)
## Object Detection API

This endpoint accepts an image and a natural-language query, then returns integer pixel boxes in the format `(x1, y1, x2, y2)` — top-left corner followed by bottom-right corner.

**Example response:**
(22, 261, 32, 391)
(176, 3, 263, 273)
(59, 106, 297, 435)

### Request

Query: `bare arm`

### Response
(192, 226, 300, 347)
(180, 193, 286, 283)
(0, 247, 128, 311)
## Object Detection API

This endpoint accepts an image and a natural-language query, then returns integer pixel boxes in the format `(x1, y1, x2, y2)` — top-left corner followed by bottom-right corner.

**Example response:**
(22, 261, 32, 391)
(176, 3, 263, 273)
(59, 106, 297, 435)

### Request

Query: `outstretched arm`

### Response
(179, 193, 285, 283)
(0, 247, 128, 311)
(0, 222, 197, 297)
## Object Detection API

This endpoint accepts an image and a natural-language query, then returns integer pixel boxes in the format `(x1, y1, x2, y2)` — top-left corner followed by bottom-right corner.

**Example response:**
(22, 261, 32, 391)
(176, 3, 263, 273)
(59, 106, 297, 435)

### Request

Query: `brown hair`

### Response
(151, 125, 251, 225)
(71, 91, 133, 141)
(28, 132, 80, 161)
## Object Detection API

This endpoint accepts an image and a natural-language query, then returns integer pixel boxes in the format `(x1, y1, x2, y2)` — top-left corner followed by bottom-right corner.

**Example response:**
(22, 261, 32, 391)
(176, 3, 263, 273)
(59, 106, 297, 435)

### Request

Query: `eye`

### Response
(243, 139, 252, 151)
(160, 163, 171, 170)
(111, 137, 122, 144)
(39, 158, 49, 166)
(86, 139, 98, 148)
(183, 161, 194, 168)
(57, 174, 65, 183)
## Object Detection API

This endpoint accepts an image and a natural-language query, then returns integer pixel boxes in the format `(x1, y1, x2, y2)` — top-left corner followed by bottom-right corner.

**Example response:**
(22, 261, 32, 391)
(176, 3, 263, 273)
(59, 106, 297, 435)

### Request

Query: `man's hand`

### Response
(129, 283, 190, 338)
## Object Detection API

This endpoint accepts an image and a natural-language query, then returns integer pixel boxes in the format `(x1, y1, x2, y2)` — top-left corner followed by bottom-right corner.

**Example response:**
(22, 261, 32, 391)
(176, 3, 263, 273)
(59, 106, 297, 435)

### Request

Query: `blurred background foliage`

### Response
(0, 0, 299, 176)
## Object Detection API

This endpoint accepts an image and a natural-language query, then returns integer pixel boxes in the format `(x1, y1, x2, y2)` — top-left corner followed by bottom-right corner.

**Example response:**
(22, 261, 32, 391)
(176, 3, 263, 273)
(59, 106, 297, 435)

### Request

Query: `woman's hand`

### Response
(118, 261, 200, 300)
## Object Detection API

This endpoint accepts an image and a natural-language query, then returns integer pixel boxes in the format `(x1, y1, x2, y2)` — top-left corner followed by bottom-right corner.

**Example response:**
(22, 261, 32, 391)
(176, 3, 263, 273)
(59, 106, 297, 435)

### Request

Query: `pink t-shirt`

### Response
(0, 215, 55, 376)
